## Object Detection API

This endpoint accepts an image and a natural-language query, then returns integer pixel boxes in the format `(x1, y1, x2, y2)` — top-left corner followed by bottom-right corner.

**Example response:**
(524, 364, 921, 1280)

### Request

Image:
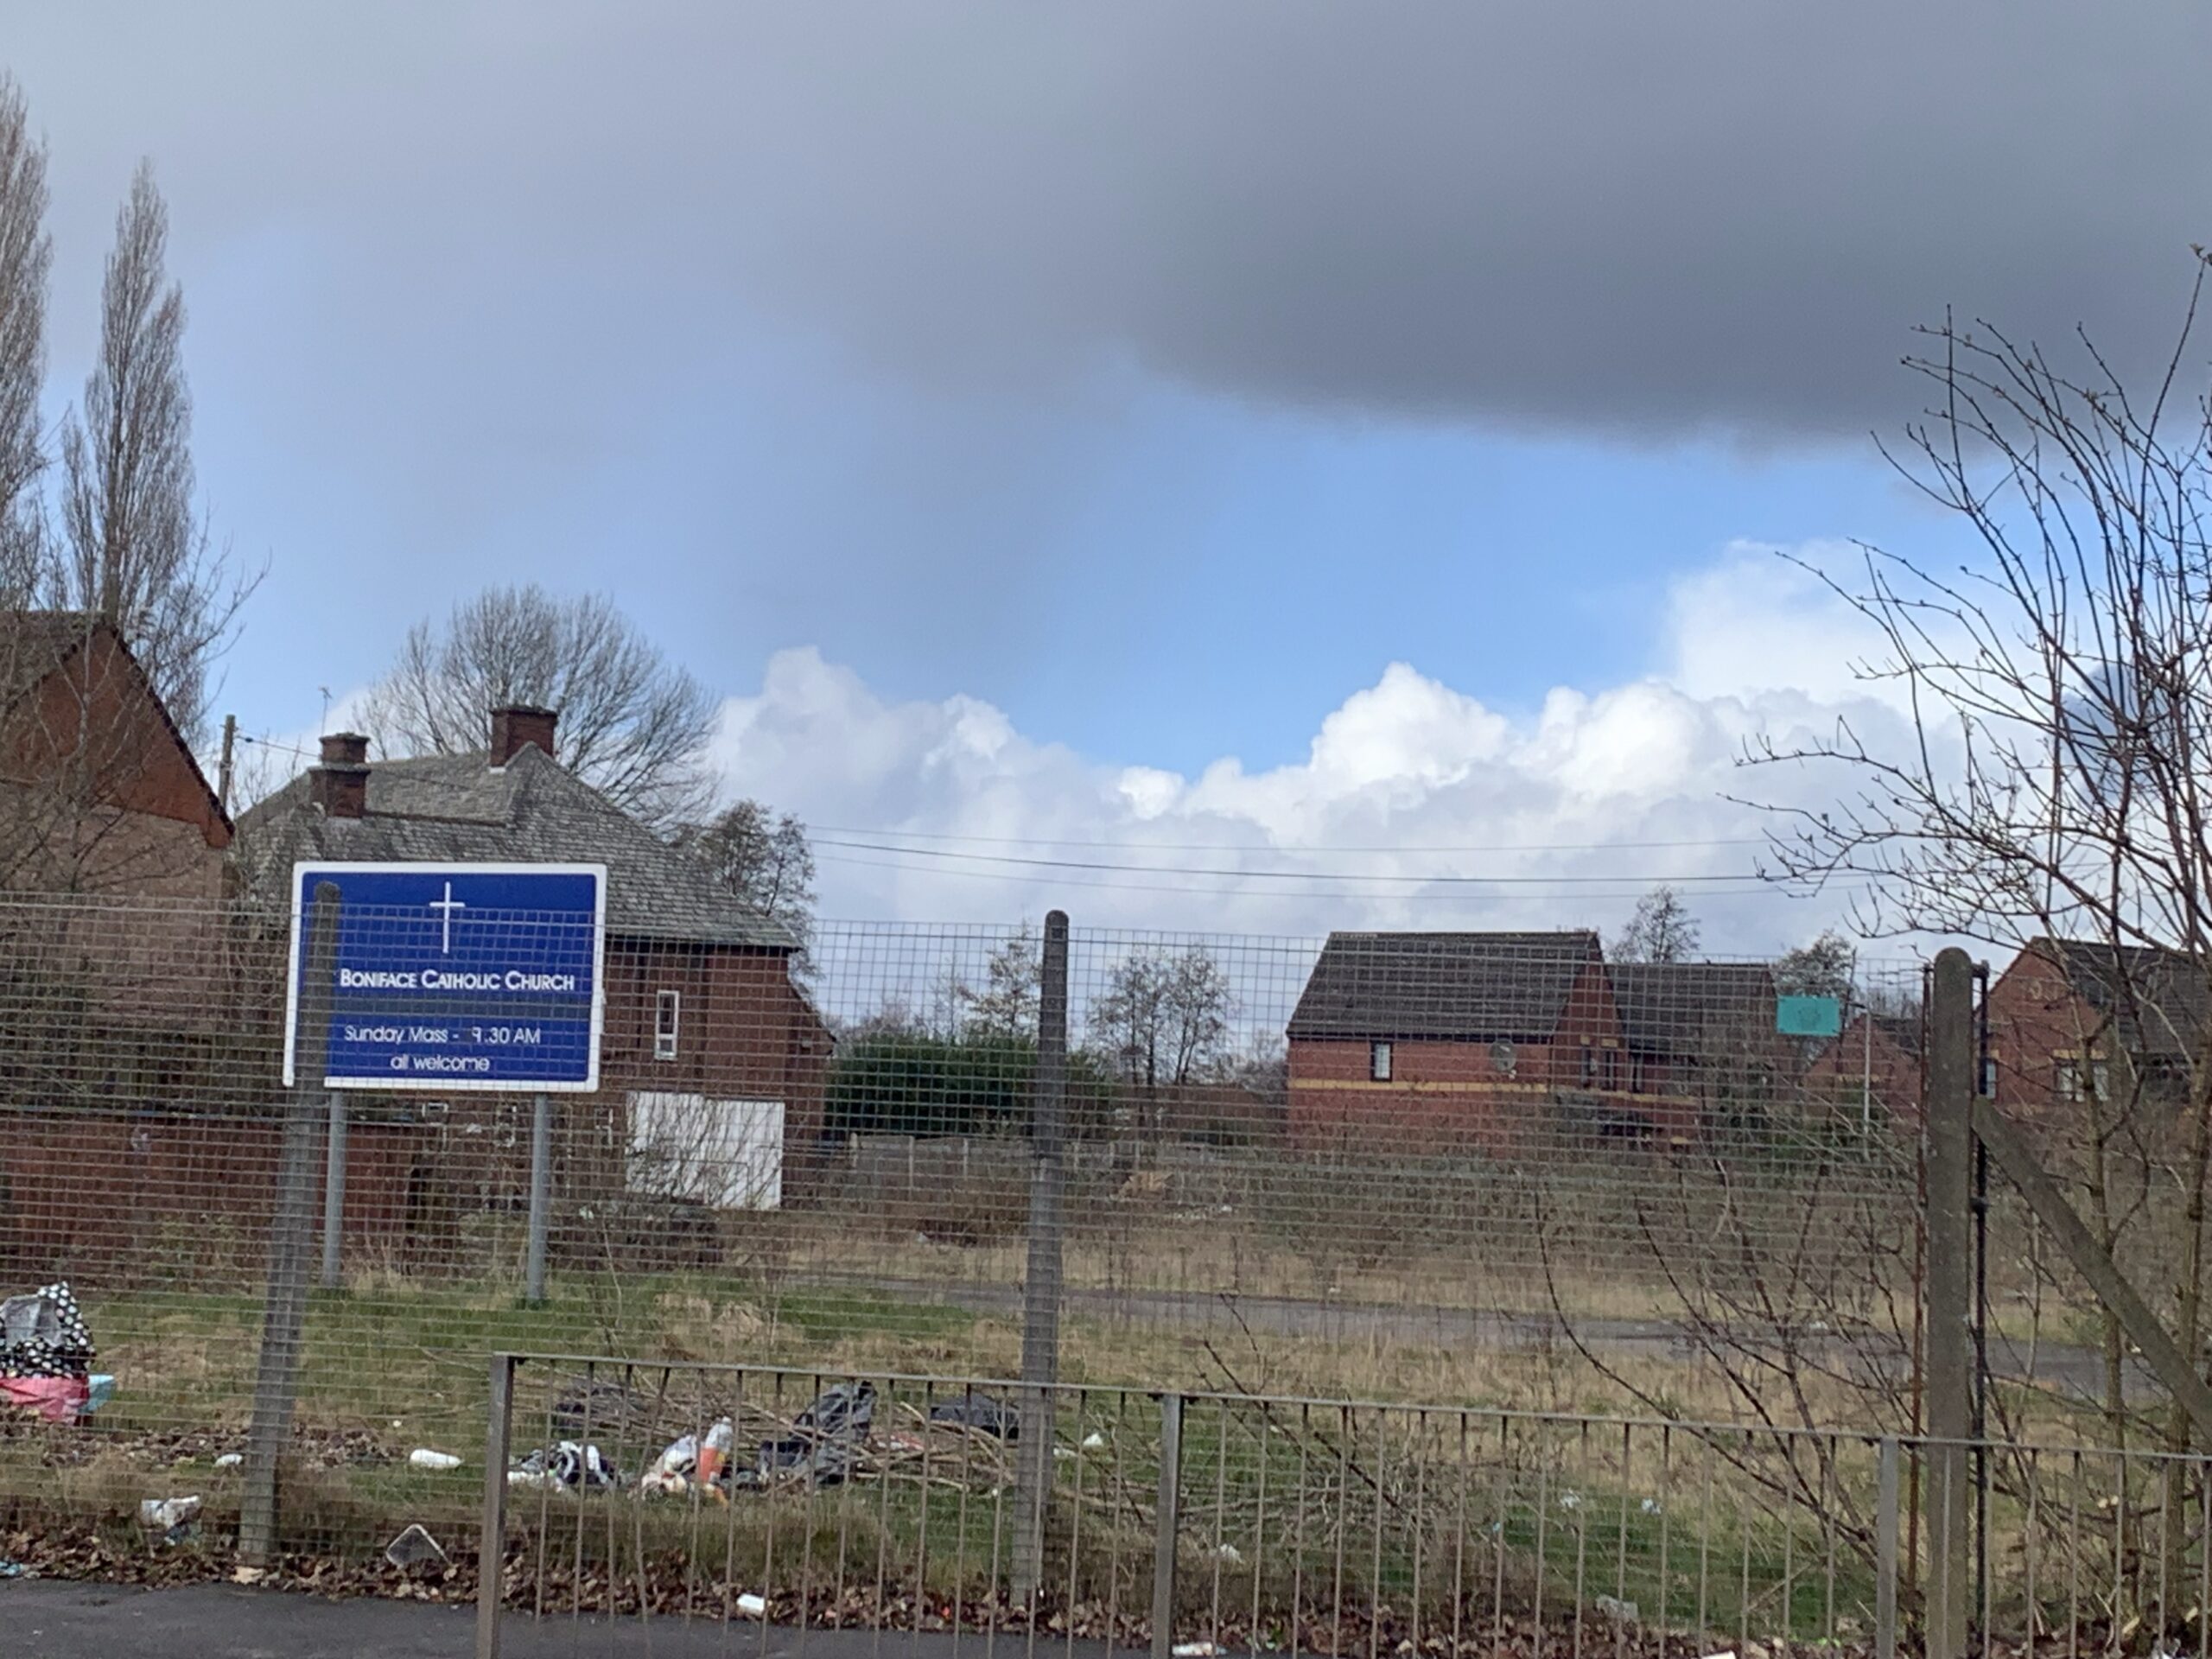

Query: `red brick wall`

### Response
(0, 1107, 430, 1282)
(2, 629, 228, 848)
(1286, 959, 1700, 1152)
(1802, 1015, 1922, 1122)
(1985, 948, 2110, 1122)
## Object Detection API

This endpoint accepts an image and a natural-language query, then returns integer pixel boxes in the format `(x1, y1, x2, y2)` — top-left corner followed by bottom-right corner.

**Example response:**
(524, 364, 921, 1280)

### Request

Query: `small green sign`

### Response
(1776, 995, 1843, 1038)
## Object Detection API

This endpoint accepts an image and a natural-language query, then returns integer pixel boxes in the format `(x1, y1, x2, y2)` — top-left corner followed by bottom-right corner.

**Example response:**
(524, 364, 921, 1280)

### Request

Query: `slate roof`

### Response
(1606, 962, 1778, 1056)
(233, 745, 793, 950)
(2030, 938, 2211, 1064)
(1287, 931, 1601, 1041)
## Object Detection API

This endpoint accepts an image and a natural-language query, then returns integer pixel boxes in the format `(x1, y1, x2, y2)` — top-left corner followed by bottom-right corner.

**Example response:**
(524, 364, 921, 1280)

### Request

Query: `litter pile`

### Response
(0, 1282, 108, 1424)
(510, 1382, 1025, 1502)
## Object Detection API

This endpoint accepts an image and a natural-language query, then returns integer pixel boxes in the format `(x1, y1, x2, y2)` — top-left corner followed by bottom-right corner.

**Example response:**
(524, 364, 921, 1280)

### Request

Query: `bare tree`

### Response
(0, 75, 48, 567)
(57, 163, 250, 744)
(1742, 258, 2212, 1595)
(366, 585, 715, 828)
(676, 798, 817, 961)
(959, 922, 1041, 1038)
(1611, 883, 1700, 962)
(1090, 944, 1234, 1149)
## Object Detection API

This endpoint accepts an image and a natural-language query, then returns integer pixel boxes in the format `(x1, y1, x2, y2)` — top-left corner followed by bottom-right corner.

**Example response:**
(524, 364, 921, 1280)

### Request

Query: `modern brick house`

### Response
(1287, 931, 1660, 1154)
(1802, 1009, 1923, 1122)
(235, 707, 830, 1230)
(1607, 961, 1787, 1125)
(1984, 938, 2208, 1120)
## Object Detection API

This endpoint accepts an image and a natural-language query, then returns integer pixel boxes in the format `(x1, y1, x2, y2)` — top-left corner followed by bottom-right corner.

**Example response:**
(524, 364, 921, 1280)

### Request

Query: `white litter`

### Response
(385, 1522, 448, 1569)
(213, 1452, 243, 1470)
(1703, 1650, 1737, 1659)
(1211, 1543, 1244, 1565)
(1172, 1644, 1219, 1657)
(1640, 1497, 1662, 1515)
(409, 1448, 462, 1471)
(736, 1593, 768, 1618)
(139, 1496, 201, 1531)
(1558, 1491, 1583, 1510)
(1082, 1431, 1108, 1450)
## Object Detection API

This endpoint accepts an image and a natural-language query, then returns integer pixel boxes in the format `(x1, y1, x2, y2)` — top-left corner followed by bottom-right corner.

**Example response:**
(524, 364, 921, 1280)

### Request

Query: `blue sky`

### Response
(3, 3, 2202, 944)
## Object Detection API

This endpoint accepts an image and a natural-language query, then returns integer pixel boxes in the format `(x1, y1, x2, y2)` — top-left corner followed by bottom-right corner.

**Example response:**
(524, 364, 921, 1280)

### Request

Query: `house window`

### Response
(1580, 1044, 1597, 1087)
(2055, 1057, 2110, 1103)
(1980, 1056, 1998, 1099)
(1601, 1047, 1621, 1091)
(654, 990, 681, 1061)
(1370, 1040, 1393, 1082)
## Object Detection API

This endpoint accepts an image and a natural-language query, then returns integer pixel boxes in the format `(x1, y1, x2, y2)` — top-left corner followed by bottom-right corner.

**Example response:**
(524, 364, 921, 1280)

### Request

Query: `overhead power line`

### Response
(810, 836, 1788, 887)
(812, 849, 1859, 902)
(810, 823, 1770, 855)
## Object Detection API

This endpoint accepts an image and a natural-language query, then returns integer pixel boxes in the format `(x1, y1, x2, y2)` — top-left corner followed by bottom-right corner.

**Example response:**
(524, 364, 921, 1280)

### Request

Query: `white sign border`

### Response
(282, 859, 610, 1093)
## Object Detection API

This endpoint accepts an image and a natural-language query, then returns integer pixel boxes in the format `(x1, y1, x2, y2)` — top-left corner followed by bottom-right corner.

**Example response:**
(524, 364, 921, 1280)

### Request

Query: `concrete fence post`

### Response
(241, 881, 341, 1564)
(1924, 946, 1975, 1659)
(1014, 909, 1071, 1604)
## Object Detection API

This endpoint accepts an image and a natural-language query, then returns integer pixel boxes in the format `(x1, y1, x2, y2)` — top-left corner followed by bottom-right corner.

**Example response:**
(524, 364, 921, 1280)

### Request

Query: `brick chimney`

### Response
(310, 732, 370, 820)
(490, 704, 558, 768)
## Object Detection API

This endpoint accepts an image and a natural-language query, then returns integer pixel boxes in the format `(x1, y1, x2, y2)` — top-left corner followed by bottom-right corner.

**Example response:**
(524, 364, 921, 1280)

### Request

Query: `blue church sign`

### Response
(283, 861, 607, 1091)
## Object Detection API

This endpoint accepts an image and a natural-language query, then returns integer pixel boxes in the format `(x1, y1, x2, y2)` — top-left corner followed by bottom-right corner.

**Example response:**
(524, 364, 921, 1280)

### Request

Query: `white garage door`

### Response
(627, 1093, 785, 1211)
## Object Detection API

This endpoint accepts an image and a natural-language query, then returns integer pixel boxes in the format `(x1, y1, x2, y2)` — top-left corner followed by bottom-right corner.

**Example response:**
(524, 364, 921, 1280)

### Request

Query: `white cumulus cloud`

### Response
(704, 547, 1913, 954)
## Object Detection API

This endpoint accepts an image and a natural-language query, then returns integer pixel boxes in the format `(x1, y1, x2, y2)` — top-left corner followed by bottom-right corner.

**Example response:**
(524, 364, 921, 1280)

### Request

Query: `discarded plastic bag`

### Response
(753, 1382, 875, 1489)
(408, 1448, 461, 1471)
(140, 1495, 201, 1546)
(927, 1395, 1019, 1439)
(508, 1440, 617, 1492)
(0, 1376, 88, 1424)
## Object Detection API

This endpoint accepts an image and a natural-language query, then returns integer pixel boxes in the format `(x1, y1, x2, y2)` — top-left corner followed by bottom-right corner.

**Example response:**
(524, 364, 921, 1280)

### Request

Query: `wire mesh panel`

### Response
(0, 890, 1945, 1595)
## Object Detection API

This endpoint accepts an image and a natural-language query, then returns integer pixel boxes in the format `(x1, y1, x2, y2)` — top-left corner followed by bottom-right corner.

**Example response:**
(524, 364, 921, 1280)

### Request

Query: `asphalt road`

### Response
(5, 1580, 1134, 1659)
(835, 1274, 2156, 1402)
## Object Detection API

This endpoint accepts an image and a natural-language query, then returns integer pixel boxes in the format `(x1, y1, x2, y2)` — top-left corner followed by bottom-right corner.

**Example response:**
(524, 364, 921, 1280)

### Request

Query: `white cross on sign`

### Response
(428, 880, 467, 953)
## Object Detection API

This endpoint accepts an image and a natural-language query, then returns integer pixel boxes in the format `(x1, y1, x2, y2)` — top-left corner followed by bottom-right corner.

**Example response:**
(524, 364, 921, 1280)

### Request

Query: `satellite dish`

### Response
(1491, 1040, 1516, 1077)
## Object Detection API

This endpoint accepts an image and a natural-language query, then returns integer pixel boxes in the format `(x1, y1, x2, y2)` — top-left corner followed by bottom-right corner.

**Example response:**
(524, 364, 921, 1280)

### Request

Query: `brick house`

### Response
(1287, 931, 1675, 1154)
(234, 707, 830, 1229)
(1606, 961, 1787, 1128)
(0, 615, 372, 1282)
(0, 612, 231, 897)
(1801, 1010, 1923, 1122)
(1985, 938, 2208, 1120)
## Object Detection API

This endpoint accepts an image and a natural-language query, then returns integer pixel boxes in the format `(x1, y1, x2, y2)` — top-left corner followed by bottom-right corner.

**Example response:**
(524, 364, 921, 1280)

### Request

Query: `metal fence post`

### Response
(477, 1352, 516, 1659)
(524, 1092, 550, 1303)
(320, 1090, 347, 1291)
(1876, 1435, 1899, 1659)
(1013, 910, 1071, 1603)
(1151, 1392, 1184, 1659)
(241, 881, 341, 1564)
(1925, 946, 1975, 1659)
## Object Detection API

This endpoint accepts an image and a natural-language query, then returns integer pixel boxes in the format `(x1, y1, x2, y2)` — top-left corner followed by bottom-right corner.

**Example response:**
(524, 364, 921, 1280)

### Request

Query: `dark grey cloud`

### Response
(9, 1, 2207, 448)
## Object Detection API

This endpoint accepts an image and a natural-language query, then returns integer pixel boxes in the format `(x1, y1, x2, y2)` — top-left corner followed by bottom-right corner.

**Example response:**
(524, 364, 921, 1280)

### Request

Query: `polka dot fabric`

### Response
(0, 1282, 94, 1381)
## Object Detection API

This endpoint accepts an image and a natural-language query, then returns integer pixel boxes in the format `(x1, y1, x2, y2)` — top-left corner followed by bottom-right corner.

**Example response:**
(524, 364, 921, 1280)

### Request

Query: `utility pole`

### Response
(217, 713, 237, 814)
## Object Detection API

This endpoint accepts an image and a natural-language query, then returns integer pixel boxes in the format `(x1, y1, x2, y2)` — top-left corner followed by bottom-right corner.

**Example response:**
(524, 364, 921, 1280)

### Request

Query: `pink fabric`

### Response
(1, 1376, 88, 1423)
